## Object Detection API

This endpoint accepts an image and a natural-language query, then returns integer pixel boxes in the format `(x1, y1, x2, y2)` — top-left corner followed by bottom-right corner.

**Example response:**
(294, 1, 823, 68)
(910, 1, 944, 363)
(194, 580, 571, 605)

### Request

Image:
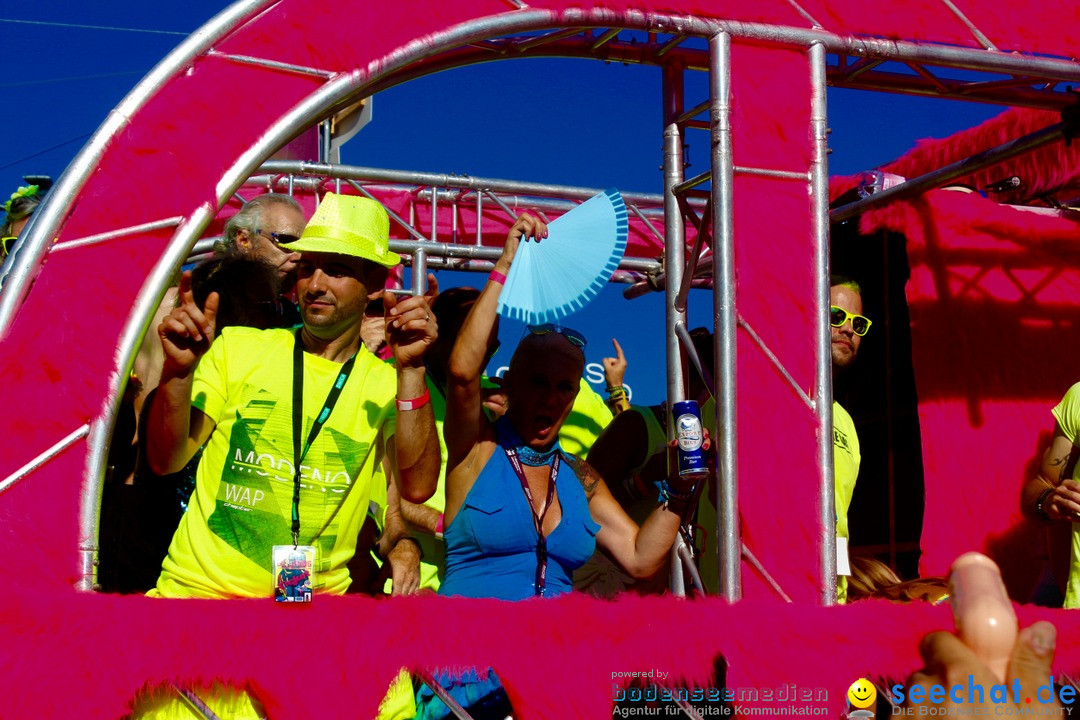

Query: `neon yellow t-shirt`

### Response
(560, 379, 614, 459)
(833, 401, 861, 603)
(152, 326, 397, 599)
(1052, 383, 1080, 608)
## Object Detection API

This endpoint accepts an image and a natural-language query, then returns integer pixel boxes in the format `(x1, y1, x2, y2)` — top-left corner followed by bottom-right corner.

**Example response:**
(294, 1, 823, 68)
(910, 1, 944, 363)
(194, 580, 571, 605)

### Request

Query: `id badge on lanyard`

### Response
(274, 329, 356, 603)
(273, 545, 316, 602)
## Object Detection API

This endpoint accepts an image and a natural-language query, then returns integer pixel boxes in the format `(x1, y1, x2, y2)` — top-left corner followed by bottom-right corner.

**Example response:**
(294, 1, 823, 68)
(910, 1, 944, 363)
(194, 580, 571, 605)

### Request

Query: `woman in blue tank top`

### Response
(415, 213, 701, 719)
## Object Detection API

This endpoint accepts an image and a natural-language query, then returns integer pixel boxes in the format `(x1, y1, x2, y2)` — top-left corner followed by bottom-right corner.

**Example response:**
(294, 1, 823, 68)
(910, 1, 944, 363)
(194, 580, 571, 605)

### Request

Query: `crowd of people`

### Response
(5, 179, 1072, 718)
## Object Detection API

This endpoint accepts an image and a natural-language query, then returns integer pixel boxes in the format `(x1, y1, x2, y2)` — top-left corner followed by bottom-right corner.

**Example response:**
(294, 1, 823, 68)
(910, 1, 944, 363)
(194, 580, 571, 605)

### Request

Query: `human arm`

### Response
(144, 272, 218, 475)
(384, 278, 440, 503)
(377, 481, 423, 596)
(400, 497, 443, 537)
(1021, 423, 1080, 522)
(585, 410, 653, 508)
(444, 214, 547, 467)
(570, 456, 682, 579)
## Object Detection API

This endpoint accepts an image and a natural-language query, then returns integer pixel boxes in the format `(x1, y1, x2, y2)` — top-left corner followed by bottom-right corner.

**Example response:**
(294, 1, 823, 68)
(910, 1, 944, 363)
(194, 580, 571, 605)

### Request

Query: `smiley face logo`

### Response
(848, 678, 876, 709)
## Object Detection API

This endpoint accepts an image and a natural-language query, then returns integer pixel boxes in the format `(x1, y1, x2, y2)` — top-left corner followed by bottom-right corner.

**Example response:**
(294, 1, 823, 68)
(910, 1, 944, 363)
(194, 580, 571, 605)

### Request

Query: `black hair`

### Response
(190, 256, 287, 331)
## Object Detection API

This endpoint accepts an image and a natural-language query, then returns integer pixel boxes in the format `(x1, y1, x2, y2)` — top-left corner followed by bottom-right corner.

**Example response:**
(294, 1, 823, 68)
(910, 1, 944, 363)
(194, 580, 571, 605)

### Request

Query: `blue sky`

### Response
(1, 2, 1002, 405)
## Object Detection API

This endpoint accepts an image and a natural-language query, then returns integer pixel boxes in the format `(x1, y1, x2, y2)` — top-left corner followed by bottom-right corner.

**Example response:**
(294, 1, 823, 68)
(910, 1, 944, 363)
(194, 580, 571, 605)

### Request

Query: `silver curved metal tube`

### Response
(0, 0, 274, 339)
(77, 204, 220, 591)
(57, 4, 1080, 594)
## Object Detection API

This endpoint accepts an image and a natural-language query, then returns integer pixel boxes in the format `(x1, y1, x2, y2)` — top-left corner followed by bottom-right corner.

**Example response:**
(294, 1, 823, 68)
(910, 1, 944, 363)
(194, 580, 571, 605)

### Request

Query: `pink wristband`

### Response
(435, 513, 444, 540)
(488, 269, 507, 285)
(396, 387, 431, 411)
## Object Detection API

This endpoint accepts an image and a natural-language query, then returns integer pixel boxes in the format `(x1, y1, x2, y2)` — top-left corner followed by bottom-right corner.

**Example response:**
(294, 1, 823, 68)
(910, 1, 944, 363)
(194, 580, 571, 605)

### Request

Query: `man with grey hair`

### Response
(220, 193, 306, 282)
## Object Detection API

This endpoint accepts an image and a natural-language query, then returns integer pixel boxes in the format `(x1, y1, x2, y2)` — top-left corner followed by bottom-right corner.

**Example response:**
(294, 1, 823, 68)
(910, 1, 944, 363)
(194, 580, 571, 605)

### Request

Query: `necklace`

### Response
(496, 417, 562, 466)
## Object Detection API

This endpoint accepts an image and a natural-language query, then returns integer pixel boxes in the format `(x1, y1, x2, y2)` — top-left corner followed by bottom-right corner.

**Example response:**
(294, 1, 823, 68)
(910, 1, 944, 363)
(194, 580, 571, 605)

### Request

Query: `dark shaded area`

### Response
(98, 389, 195, 594)
(832, 217, 925, 580)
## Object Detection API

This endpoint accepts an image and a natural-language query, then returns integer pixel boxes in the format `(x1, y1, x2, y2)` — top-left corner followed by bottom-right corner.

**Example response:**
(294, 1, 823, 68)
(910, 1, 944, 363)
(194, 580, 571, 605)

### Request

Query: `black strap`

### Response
(292, 329, 357, 546)
(505, 447, 559, 597)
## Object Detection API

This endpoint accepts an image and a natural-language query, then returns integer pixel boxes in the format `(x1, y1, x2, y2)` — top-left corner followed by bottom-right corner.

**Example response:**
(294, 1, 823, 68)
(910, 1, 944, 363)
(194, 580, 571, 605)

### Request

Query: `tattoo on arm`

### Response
(567, 455, 601, 494)
(1048, 454, 1070, 481)
(1048, 447, 1080, 482)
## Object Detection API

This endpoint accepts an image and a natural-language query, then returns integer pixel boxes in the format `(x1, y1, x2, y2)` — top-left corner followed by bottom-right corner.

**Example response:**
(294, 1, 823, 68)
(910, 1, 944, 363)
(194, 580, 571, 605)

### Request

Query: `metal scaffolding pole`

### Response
(663, 62, 690, 597)
(709, 31, 740, 603)
(809, 42, 837, 606)
(830, 121, 1067, 223)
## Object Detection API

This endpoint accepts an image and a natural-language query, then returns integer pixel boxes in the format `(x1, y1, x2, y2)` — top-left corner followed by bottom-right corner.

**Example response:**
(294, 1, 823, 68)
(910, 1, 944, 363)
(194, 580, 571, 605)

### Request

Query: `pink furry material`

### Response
(880, 109, 1080, 205)
(729, 44, 822, 603)
(4, 587, 1080, 718)
(833, 108, 1080, 205)
(5, 2, 1080, 717)
(860, 190, 1080, 595)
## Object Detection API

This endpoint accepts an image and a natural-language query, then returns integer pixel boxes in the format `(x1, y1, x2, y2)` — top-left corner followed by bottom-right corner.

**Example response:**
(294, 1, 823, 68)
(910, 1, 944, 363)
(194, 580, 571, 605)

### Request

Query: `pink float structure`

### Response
(2, 0, 1080, 717)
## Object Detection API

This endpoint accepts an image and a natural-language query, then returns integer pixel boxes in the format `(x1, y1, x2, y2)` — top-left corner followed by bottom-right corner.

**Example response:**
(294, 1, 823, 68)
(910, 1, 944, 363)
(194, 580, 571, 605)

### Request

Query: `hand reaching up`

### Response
(602, 338, 627, 388)
(158, 270, 219, 376)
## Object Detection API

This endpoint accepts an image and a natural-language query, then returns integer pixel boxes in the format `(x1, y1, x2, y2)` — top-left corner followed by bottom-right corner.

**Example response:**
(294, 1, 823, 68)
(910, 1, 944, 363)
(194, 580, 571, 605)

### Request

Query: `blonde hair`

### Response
(848, 553, 949, 604)
(848, 554, 901, 600)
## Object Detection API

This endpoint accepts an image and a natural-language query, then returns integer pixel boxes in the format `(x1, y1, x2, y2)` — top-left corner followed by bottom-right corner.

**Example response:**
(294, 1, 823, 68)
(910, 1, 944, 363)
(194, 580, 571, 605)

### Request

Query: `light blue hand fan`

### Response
(496, 188, 628, 325)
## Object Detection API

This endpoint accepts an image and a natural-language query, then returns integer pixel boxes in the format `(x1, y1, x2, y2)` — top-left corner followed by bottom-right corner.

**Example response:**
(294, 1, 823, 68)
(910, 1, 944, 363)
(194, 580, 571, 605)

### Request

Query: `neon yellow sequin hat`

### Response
(281, 192, 400, 267)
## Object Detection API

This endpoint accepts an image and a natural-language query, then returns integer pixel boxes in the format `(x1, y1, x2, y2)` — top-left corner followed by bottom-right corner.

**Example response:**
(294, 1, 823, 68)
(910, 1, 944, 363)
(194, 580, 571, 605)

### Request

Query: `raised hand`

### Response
(494, 213, 547, 275)
(158, 270, 219, 376)
(902, 554, 1060, 713)
(387, 538, 422, 596)
(385, 273, 439, 368)
(482, 376, 509, 418)
(602, 338, 627, 388)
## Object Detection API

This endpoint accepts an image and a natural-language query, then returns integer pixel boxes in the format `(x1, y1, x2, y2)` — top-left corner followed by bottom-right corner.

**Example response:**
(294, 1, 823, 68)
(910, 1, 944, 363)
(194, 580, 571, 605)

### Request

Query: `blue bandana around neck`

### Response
(496, 416, 563, 466)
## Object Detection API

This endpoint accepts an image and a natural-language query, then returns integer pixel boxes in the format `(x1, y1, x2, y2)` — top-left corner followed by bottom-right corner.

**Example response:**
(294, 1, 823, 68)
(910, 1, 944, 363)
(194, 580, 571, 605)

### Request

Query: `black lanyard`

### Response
(505, 447, 559, 597)
(291, 329, 357, 546)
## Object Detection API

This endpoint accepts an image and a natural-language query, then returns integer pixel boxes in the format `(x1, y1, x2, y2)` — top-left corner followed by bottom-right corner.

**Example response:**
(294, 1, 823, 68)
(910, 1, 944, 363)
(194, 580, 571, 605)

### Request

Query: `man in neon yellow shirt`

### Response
(831, 275, 867, 602)
(1023, 385, 1080, 608)
(145, 193, 440, 600)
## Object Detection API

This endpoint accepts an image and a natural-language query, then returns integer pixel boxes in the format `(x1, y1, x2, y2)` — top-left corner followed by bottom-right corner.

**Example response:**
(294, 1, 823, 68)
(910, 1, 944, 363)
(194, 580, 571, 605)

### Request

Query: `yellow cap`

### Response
(281, 193, 400, 267)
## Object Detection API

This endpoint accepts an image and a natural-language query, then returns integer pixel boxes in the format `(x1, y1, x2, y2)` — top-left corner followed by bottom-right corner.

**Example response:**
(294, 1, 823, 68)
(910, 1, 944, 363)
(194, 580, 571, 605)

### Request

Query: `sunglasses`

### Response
(254, 229, 300, 247)
(830, 306, 872, 336)
(527, 323, 587, 350)
(1, 236, 18, 257)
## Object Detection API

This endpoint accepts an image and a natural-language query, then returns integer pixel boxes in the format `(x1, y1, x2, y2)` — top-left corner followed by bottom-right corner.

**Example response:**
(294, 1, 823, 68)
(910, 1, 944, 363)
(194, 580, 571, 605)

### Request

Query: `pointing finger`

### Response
(202, 291, 220, 336)
(178, 270, 195, 308)
(383, 290, 399, 318)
